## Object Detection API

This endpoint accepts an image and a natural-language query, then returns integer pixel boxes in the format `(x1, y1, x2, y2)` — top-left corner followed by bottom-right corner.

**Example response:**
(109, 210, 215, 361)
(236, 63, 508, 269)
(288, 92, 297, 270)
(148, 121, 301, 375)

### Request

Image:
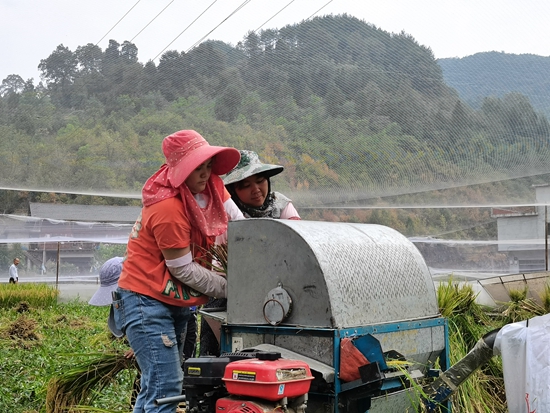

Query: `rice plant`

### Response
(0, 283, 58, 308)
(45, 352, 138, 413)
(196, 242, 228, 274)
(540, 282, 550, 313)
(502, 286, 546, 323)
(437, 280, 507, 412)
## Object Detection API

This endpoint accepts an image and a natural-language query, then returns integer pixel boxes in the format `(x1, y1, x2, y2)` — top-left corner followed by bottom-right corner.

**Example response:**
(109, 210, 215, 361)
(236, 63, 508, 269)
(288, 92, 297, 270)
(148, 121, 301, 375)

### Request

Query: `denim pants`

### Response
(113, 288, 190, 413)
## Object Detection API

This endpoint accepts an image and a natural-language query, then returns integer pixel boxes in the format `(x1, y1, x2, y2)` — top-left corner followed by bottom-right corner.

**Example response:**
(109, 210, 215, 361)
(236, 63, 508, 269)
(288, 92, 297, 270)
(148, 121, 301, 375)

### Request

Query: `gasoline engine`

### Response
(182, 351, 313, 413)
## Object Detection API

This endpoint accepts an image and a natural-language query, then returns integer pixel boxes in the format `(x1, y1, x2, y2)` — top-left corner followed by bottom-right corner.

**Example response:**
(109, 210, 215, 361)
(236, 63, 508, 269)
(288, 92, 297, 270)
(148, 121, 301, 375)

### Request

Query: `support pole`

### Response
(546, 205, 548, 272)
(56, 242, 60, 290)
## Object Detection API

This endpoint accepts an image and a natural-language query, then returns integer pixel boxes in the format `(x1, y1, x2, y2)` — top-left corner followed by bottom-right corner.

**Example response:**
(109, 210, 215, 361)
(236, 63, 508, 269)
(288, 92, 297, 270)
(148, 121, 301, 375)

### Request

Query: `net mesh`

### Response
(1, 4, 550, 278)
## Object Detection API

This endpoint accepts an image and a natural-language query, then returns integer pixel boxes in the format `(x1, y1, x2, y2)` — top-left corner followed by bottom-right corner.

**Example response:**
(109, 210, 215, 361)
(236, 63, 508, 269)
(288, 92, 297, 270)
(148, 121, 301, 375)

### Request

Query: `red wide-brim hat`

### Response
(163, 130, 240, 188)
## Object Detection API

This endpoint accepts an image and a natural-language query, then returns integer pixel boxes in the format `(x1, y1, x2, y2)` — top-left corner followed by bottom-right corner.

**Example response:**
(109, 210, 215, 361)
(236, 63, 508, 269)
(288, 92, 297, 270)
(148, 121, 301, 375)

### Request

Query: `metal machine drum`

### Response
(226, 219, 439, 328)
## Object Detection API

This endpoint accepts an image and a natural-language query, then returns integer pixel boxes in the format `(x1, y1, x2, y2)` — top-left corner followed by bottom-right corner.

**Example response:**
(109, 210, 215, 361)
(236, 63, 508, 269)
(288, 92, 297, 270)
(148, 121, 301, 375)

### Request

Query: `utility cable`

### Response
(96, 0, 142, 45)
(153, 0, 220, 60)
(44, 0, 145, 185)
(305, 0, 335, 21)
(131, 0, 176, 42)
(185, 0, 253, 53)
(254, 0, 296, 33)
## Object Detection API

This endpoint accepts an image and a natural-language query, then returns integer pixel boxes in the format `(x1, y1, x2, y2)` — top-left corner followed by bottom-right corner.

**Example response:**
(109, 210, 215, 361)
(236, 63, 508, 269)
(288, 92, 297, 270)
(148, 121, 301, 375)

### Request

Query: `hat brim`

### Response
(89, 284, 118, 306)
(223, 164, 284, 186)
(168, 146, 240, 188)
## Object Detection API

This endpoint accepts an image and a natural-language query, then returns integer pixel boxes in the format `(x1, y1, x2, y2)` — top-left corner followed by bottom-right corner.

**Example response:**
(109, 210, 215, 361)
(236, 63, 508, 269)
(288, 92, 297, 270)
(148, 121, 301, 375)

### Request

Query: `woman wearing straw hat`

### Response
(223, 150, 300, 220)
(199, 150, 300, 357)
(113, 130, 243, 413)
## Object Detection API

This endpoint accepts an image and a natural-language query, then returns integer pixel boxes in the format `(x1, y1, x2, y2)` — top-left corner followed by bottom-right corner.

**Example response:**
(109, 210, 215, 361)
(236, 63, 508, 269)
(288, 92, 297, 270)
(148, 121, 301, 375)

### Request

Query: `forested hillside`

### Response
(439, 52, 550, 117)
(1, 14, 549, 238)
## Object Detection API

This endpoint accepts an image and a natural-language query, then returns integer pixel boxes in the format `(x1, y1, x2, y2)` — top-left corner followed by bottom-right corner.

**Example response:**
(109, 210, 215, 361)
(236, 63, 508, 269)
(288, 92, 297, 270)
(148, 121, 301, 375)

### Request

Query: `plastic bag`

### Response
(339, 337, 370, 382)
(494, 313, 550, 413)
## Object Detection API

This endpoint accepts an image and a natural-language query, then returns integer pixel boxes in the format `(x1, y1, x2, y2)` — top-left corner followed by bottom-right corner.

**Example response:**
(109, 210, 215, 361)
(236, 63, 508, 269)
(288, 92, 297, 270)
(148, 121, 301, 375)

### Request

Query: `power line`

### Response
(185, 0, 253, 53)
(130, 0, 176, 43)
(305, 0, 335, 21)
(96, 0, 142, 45)
(254, 0, 296, 33)
(153, 0, 220, 61)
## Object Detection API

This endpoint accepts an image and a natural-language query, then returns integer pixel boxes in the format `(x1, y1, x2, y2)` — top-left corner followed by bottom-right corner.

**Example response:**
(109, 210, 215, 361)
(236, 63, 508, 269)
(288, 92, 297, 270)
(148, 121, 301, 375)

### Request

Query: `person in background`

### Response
(89, 256, 124, 307)
(112, 129, 242, 413)
(200, 150, 300, 357)
(9, 258, 20, 284)
(89, 257, 133, 345)
(89, 256, 140, 408)
(223, 150, 300, 220)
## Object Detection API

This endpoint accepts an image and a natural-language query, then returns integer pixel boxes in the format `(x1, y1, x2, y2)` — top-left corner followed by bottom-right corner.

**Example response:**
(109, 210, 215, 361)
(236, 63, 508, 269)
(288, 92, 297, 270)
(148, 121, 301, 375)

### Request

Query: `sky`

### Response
(1, 0, 550, 83)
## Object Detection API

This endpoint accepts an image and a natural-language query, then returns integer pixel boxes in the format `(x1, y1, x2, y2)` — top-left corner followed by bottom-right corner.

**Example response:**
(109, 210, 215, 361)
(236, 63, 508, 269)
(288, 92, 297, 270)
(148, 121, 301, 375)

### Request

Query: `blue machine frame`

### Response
(220, 317, 450, 412)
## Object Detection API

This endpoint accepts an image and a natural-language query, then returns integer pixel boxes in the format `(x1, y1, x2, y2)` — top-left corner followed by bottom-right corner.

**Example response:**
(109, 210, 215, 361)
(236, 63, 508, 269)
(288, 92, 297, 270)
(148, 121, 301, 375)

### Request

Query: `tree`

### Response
(242, 31, 262, 58)
(38, 44, 78, 86)
(449, 100, 474, 142)
(121, 41, 139, 63)
(260, 29, 279, 53)
(104, 40, 121, 66)
(0, 74, 25, 96)
(23, 79, 35, 93)
(38, 44, 78, 106)
(187, 42, 226, 80)
(325, 84, 346, 117)
(141, 60, 158, 94)
(215, 84, 244, 122)
(76, 43, 103, 74)
(157, 50, 186, 101)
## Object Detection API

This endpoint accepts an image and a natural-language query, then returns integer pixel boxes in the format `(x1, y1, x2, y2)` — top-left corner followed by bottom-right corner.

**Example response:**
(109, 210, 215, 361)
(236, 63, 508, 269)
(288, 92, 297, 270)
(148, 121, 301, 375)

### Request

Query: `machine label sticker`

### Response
(232, 370, 257, 381)
(187, 367, 201, 376)
(278, 384, 285, 395)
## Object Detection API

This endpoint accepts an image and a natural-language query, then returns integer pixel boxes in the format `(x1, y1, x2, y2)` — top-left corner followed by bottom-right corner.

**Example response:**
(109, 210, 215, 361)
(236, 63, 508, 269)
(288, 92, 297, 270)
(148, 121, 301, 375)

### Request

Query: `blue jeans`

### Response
(113, 288, 190, 413)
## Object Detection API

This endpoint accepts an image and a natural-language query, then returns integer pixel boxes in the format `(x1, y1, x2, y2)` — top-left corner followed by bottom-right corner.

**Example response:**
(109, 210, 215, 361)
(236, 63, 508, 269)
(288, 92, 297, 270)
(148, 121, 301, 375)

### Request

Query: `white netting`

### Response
(1, 3, 550, 278)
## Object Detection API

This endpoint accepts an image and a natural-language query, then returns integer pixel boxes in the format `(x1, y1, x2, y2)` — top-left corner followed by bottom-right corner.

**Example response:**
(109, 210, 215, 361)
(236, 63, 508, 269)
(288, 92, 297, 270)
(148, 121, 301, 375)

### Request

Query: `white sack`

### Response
(493, 313, 550, 413)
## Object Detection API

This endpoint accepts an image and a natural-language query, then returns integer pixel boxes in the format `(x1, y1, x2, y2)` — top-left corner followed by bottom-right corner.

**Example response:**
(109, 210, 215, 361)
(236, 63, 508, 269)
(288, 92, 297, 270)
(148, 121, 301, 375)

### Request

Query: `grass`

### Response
(0, 284, 135, 413)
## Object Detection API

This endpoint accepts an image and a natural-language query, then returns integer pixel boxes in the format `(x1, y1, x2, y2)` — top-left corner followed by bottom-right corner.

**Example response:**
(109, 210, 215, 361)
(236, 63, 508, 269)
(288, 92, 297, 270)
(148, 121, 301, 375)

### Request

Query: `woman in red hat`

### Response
(113, 130, 243, 413)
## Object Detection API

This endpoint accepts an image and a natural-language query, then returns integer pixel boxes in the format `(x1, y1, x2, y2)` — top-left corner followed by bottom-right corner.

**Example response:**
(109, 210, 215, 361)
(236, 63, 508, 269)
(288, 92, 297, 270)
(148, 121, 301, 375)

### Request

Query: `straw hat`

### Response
(223, 150, 284, 186)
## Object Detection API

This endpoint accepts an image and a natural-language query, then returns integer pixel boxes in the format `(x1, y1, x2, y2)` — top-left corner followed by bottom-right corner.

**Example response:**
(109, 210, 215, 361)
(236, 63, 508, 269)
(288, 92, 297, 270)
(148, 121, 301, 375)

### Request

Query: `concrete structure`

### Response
(1, 203, 141, 273)
(492, 184, 550, 273)
(29, 203, 141, 223)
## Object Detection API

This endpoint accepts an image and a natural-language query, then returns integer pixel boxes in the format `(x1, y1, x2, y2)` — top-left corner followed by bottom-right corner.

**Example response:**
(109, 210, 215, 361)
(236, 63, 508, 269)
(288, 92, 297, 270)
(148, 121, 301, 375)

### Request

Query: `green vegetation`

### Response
(0, 15, 548, 222)
(439, 52, 550, 117)
(0, 283, 58, 307)
(0, 284, 133, 413)
(438, 281, 507, 412)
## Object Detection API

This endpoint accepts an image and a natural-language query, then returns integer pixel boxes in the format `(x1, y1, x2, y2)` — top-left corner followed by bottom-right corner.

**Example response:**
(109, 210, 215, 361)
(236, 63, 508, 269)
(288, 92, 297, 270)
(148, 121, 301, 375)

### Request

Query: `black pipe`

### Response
(423, 328, 501, 411)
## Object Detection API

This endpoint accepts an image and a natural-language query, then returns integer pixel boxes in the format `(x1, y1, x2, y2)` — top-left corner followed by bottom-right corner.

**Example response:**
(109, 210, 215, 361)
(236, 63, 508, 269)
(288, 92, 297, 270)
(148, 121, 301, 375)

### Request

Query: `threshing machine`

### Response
(162, 219, 489, 412)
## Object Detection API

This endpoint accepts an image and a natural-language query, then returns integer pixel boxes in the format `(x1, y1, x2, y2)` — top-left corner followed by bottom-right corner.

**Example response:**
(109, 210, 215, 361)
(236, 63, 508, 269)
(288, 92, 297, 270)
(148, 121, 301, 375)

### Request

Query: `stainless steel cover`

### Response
(226, 219, 439, 328)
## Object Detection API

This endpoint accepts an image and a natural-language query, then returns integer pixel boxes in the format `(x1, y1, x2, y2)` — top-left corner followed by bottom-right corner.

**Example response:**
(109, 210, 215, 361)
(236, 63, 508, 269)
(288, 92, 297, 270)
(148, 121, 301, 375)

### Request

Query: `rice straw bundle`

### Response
(45, 351, 138, 413)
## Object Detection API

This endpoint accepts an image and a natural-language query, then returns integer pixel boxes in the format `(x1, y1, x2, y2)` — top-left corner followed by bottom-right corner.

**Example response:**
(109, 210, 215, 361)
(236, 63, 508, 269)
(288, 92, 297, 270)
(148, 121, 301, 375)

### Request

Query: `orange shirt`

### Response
(119, 187, 230, 307)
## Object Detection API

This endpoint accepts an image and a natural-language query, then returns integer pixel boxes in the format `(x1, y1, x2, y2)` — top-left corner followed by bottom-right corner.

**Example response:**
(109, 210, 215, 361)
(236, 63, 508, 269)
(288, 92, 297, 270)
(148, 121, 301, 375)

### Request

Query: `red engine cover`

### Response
(216, 397, 282, 413)
(222, 357, 313, 401)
